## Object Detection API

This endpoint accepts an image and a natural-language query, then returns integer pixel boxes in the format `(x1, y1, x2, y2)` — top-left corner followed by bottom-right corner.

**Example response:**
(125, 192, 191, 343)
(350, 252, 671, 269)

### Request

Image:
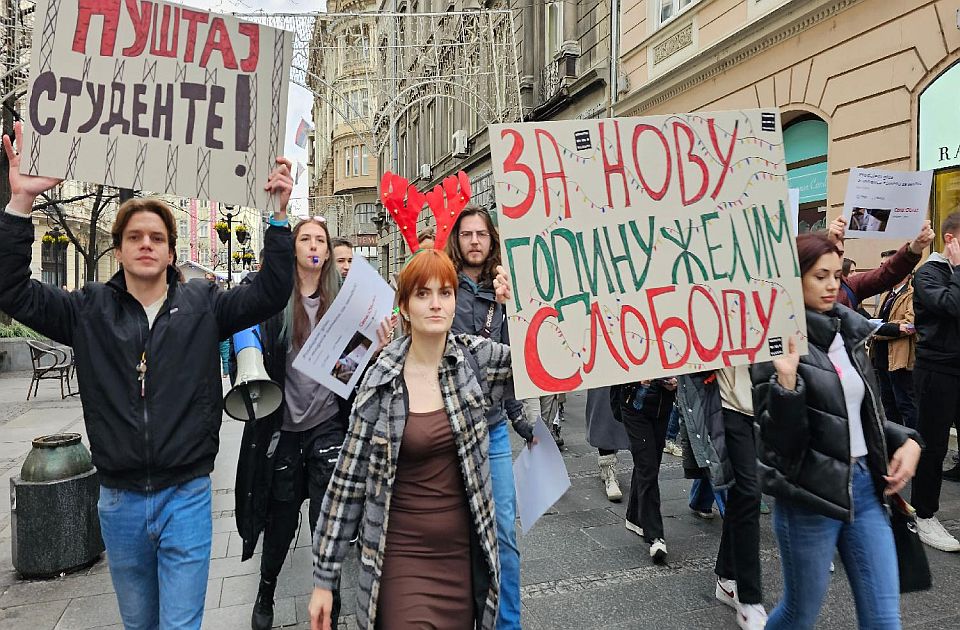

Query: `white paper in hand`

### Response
(513, 417, 571, 534)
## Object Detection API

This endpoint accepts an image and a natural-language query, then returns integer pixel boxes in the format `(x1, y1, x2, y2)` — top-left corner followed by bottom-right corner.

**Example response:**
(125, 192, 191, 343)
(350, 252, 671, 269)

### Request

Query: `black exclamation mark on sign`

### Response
(235, 75, 251, 153)
(234, 75, 251, 177)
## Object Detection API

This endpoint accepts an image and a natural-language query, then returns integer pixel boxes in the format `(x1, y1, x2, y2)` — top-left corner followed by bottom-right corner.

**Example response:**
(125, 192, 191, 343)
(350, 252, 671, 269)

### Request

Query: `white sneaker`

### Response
(624, 519, 644, 538)
(649, 538, 667, 564)
(663, 440, 683, 457)
(917, 516, 960, 552)
(715, 577, 738, 609)
(736, 603, 768, 630)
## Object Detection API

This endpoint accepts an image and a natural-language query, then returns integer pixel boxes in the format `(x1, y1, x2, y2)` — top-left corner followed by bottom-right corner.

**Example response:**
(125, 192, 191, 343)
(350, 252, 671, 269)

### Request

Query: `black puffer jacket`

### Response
(751, 305, 922, 522)
(0, 213, 293, 491)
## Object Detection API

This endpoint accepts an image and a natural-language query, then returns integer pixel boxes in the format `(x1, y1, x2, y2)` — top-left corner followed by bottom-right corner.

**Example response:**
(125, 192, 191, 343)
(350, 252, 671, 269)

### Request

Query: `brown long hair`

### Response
(280, 218, 341, 349)
(444, 204, 501, 286)
(796, 232, 841, 277)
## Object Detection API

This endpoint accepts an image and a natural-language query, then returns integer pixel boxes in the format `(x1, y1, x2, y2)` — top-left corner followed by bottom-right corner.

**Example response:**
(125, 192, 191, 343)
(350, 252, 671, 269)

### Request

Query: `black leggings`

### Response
(260, 428, 344, 622)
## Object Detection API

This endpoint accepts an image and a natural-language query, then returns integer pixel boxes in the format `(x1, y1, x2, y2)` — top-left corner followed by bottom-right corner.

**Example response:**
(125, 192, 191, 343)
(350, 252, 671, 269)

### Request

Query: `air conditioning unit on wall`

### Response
(452, 129, 469, 158)
(419, 163, 432, 180)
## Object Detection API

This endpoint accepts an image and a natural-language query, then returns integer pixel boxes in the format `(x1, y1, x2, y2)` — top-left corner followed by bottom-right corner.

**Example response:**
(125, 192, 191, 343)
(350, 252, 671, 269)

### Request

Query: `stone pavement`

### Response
(1, 372, 959, 629)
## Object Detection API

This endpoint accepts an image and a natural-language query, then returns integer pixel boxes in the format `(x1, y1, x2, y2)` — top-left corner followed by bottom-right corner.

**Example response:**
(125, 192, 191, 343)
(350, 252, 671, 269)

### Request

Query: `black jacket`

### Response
(912, 254, 960, 375)
(233, 304, 352, 560)
(0, 212, 293, 491)
(751, 305, 922, 521)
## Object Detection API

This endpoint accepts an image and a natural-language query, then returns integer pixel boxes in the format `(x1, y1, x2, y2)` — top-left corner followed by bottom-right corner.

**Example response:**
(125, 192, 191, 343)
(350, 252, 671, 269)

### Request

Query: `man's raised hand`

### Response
(2, 121, 62, 214)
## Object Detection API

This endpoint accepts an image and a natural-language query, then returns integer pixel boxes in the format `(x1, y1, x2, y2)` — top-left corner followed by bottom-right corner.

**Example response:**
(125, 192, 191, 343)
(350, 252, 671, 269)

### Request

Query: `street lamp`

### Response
(217, 205, 241, 288)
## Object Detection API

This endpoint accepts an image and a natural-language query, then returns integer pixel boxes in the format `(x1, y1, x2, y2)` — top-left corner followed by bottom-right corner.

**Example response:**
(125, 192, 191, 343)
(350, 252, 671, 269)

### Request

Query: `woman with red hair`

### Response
(308, 249, 517, 630)
(753, 232, 923, 629)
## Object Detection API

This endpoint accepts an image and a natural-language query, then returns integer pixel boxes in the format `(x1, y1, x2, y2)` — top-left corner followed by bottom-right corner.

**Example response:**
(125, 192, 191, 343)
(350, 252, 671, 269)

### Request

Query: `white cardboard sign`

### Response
(22, 0, 292, 211)
(292, 256, 395, 399)
(489, 110, 807, 398)
(842, 168, 933, 240)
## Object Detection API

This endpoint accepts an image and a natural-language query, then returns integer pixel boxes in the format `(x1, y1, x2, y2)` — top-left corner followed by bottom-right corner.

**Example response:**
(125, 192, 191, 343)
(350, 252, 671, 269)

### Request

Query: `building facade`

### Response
(307, 1, 381, 267)
(371, 0, 615, 276)
(616, 0, 960, 269)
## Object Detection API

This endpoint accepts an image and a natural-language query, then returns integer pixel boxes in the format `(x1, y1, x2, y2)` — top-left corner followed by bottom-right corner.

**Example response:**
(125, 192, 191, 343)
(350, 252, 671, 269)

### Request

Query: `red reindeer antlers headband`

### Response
(379, 170, 472, 253)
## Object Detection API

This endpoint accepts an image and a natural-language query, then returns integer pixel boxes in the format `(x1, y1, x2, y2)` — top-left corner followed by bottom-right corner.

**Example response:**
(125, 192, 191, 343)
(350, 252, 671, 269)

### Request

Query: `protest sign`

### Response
(22, 0, 292, 211)
(842, 168, 933, 240)
(292, 256, 395, 399)
(489, 110, 807, 398)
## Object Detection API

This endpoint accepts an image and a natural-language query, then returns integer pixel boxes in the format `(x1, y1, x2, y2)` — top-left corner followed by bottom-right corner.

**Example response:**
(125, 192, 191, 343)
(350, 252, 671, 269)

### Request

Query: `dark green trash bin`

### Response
(10, 433, 104, 578)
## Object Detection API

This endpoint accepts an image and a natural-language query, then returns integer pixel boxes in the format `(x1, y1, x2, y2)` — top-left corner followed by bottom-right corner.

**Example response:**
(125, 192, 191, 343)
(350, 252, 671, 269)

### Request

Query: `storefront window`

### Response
(784, 117, 828, 233)
(933, 168, 960, 251)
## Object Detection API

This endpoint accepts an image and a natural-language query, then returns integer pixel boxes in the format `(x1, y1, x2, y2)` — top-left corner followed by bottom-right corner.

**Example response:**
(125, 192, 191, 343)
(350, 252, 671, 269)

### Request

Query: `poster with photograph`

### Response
(22, 0, 292, 211)
(842, 168, 933, 239)
(292, 256, 394, 399)
(489, 109, 807, 399)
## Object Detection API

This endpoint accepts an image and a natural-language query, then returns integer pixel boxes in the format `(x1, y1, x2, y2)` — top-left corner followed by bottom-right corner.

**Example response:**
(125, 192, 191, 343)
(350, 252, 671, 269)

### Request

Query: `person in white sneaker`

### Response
(753, 233, 924, 629)
(910, 211, 960, 553)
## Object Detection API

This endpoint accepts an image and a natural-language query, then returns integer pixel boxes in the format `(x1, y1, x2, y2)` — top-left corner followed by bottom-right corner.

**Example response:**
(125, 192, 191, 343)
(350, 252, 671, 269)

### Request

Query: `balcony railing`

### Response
(540, 59, 561, 103)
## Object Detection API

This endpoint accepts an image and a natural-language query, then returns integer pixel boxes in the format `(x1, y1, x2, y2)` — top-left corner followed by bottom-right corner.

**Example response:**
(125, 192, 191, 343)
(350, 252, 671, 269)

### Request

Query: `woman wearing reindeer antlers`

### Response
(308, 172, 521, 630)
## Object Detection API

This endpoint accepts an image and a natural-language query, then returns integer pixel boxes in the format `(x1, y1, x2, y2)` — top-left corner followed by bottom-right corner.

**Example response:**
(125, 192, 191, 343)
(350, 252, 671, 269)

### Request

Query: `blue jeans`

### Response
(488, 421, 521, 630)
(767, 460, 900, 630)
(98, 476, 213, 630)
(689, 478, 726, 517)
(666, 404, 679, 442)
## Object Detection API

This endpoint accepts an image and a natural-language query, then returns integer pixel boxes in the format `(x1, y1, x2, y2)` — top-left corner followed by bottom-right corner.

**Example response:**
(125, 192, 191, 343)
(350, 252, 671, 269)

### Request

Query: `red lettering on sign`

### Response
(631, 124, 671, 201)
(708, 118, 737, 199)
(74, 0, 123, 57)
(647, 286, 691, 370)
(619, 305, 651, 366)
(238, 23, 260, 72)
(181, 9, 210, 63)
(688, 285, 723, 363)
(599, 121, 630, 208)
(534, 129, 571, 219)
(200, 17, 239, 70)
(584, 301, 629, 374)
(673, 121, 709, 206)
(525, 307, 583, 392)
(499, 129, 536, 219)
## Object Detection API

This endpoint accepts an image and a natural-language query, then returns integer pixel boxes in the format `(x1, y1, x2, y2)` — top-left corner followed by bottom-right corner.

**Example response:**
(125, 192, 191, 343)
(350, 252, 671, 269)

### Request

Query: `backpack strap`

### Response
(456, 338, 483, 386)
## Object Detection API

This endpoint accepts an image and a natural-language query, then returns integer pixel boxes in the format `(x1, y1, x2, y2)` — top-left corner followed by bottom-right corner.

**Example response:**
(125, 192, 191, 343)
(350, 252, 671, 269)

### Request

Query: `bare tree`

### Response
(35, 185, 119, 282)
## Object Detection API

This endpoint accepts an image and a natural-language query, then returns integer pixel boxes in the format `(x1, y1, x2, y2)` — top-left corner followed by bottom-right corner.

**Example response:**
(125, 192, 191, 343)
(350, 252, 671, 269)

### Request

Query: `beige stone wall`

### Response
(617, 0, 960, 269)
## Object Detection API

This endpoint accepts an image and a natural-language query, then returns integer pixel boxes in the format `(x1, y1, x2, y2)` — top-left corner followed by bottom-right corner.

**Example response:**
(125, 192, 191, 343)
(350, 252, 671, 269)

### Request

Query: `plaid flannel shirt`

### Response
(312, 332, 512, 629)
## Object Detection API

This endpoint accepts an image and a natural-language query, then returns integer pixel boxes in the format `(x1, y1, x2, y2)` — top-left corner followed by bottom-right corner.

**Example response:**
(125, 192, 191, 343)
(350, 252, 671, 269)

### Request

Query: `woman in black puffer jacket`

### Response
(752, 232, 923, 630)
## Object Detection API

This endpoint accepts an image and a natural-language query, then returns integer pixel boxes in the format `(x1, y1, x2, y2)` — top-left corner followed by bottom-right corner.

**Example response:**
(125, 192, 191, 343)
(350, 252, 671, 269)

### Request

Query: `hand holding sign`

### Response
(3, 122, 63, 214)
(908, 220, 935, 255)
(493, 264, 512, 305)
(772, 336, 800, 391)
(264, 157, 294, 220)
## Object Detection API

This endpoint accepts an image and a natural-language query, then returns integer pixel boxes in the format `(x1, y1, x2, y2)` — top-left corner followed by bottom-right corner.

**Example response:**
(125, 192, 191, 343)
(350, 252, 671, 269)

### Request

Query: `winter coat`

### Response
(233, 308, 352, 561)
(452, 273, 534, 440)
(312, 333, 512, 630)
(676, 372, 735, 490)
(838, 242, 919, 310)
(912, 252, 960, 375)
(751, 305, 922, 521)
(0, 212, 293, 491)
(584, 387, 631, 451)
(871, 283, 916, 372)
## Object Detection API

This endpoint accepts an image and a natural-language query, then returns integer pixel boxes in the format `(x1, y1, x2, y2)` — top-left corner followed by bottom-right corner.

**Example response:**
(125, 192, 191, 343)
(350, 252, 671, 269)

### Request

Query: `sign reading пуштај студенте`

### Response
(22, 0, 292, 212)
(489, 110, 807, 399)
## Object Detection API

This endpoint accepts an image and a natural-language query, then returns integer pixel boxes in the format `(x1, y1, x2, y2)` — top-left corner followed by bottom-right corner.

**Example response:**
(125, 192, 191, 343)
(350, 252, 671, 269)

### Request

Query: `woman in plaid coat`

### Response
(309, 249, 518, 630)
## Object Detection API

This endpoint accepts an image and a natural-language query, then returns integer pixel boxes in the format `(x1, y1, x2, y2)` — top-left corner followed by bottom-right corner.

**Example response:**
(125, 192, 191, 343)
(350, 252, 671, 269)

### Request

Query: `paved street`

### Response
(1, 372, 959, 629)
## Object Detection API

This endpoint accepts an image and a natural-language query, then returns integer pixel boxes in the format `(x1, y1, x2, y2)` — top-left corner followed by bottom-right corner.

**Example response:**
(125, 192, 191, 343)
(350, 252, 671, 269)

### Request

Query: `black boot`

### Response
(251, 576, 277, 630)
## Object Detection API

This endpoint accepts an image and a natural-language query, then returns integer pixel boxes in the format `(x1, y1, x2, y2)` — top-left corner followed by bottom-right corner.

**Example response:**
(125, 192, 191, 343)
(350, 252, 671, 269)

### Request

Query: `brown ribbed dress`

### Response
(375, 408, 474, 630)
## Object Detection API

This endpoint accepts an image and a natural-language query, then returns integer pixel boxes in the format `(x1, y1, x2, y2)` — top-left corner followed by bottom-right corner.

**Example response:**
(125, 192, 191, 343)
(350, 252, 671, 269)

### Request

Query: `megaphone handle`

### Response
(241, 386, 258, 422)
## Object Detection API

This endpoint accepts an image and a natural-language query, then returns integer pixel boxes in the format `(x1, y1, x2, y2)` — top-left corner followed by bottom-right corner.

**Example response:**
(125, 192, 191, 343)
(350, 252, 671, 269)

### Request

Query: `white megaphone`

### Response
(224, 326, 283, 421)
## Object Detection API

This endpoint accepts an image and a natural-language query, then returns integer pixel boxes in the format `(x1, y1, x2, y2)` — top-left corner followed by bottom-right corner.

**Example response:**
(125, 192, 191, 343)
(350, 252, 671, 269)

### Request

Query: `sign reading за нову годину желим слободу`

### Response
(489, 110, 807, 399)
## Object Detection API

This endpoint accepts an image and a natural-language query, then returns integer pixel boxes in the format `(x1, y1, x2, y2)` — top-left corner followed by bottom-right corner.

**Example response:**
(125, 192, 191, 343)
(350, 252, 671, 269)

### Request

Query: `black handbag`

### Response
(889, 493, 932, 593)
